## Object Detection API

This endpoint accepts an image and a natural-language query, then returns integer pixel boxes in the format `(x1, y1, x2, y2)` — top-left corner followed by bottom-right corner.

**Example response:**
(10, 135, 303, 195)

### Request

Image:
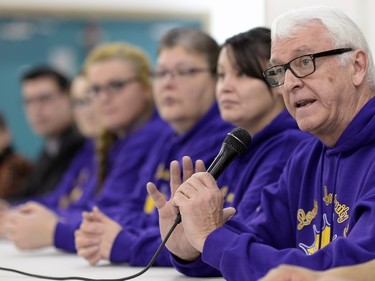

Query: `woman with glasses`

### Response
(4, 42, 169, 251)
(75, 28, 234, 266)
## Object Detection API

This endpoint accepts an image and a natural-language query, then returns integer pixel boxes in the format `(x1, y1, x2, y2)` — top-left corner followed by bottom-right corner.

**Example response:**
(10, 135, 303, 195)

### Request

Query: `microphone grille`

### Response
(224, 127, 252, 155)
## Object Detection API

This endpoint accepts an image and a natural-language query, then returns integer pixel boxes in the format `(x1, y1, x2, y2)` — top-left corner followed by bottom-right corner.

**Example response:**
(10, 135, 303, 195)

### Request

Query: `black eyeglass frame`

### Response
(263, 48, 353, 88)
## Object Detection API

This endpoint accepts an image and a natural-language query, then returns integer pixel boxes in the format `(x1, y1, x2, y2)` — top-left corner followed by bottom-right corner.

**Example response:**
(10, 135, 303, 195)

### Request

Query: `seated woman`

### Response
(0, 112, 33, 200)
(75, 28, 233, 266)
(4, 42, 168, 251)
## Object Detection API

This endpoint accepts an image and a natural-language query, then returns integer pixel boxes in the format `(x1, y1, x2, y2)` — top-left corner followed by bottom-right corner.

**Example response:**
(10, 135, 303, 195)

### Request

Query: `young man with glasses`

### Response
(149, 6, 375, 281)
(11, 66, 85, 200)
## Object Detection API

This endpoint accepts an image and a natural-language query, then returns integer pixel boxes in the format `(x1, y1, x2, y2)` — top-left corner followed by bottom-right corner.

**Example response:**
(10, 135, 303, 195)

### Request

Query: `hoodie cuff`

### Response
(54, 221, 79, 253)
(201, 226, 240, 270)
(109, 229, 138, 263)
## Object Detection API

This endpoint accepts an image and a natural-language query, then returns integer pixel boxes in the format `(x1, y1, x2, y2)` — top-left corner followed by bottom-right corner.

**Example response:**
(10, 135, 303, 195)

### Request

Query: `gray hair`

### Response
(271, 6, 375, 89)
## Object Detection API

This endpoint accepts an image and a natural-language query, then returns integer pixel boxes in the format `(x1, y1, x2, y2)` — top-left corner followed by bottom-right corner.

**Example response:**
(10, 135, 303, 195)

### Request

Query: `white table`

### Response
(0, 239, 224, 281)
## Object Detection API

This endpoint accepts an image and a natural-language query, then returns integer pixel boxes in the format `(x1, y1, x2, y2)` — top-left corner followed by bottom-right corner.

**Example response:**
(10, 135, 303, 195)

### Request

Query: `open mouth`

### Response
(295, 99, 316, 108)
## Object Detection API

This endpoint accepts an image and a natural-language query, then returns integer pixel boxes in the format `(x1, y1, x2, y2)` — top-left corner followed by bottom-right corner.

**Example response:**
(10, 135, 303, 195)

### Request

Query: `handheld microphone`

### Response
(207, 127, 252, 179)
(175, 127, 251, 224)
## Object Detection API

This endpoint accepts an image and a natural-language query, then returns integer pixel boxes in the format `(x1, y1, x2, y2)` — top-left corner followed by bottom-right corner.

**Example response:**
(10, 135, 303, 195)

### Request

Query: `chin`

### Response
(296, 121, 317, 133)
(161, 112, 181, 123)
(222, 114, 240, 125)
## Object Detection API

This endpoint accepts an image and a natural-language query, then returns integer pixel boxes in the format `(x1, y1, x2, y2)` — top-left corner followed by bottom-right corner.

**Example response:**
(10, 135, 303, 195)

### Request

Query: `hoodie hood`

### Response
(327, 96, 375, 155)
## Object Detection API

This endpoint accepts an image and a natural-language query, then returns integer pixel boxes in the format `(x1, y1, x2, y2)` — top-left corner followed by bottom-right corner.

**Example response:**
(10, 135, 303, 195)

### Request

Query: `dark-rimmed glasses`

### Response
(22, 92, 60, 108)
(263, 48, 353, 88)
(88, 77, 138, 98)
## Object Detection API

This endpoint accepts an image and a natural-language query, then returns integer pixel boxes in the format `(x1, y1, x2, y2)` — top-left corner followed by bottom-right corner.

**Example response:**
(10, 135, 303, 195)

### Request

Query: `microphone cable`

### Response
(0, 214, 182, 281)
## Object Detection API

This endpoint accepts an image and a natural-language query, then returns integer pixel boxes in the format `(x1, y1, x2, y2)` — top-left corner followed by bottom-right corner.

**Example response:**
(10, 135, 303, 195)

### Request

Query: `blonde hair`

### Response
(83, 42, 152, 90)
(83, 42, 153, 191)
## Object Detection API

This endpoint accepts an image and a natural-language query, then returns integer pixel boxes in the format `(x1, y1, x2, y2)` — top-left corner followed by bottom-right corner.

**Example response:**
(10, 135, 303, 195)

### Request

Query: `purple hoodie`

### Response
(173, 97, 375, 280)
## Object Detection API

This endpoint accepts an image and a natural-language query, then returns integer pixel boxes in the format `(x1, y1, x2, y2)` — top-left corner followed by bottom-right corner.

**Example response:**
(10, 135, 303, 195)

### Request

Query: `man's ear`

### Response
(352, 49, 368, 86)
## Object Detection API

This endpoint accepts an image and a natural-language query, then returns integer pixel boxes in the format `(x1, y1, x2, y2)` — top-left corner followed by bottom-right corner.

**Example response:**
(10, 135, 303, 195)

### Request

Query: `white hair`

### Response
(271, 6, 375, 89)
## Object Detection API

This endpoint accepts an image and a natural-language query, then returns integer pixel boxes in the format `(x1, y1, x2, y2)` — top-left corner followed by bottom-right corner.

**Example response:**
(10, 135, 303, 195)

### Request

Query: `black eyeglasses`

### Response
(263, 48, 353, 88)
(22, 92, 60, 107)
(88, 77, 138, 98)
(150, 67, 213, 81)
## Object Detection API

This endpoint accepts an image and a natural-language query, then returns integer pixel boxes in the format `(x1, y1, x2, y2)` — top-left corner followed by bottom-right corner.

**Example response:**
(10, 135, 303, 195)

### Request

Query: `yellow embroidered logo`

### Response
(221, 186, 228, 197)
(343, 224, 349, 238)
(58, 168, 89, 209)
(155, 163, 170, 181)
(323, 186, 333, 206)
(334, 195, 349, 223)
(299, 214, 337, 255)
(220, 185, 235, 203)
(143, 194, 156, 214)
(226, 193, 235, 203)
(297, 200, 318, 230)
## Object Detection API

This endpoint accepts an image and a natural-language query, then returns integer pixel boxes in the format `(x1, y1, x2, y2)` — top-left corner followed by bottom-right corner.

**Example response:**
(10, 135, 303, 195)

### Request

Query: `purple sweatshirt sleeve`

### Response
(54, 220, 81, 252)
(110, 226, 172, 266)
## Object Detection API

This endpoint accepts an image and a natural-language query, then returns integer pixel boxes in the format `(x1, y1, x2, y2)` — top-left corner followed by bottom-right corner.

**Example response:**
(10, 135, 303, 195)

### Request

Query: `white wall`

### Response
(2, 0, 373, 58)
(0, 0, 265, 44)
(264, 0, 375, 57)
